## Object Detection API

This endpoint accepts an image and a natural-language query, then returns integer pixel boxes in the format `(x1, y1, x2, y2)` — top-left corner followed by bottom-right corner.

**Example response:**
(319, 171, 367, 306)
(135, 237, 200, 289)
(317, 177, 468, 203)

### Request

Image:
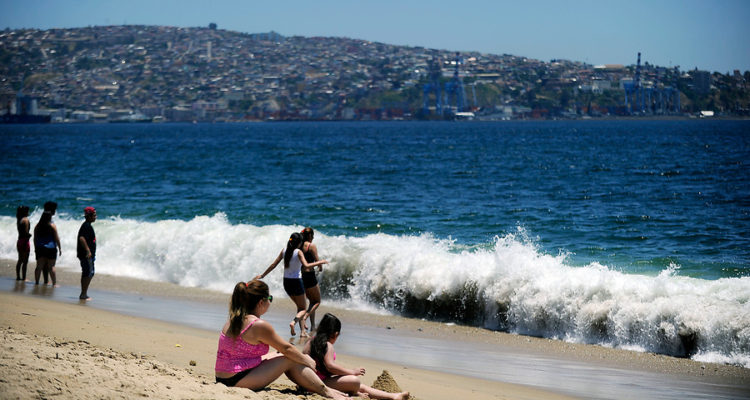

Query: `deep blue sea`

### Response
(1, 120, 749, 366)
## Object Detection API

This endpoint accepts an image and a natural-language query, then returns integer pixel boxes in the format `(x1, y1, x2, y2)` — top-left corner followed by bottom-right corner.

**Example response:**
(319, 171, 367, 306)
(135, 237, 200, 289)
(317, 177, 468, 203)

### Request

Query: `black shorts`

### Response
(302, 270, 318, 289)
(283, 278, 305, 296)
(80, 257, 95, 278)
(36, 246, 57, 260)
(215, 367, 254, 387)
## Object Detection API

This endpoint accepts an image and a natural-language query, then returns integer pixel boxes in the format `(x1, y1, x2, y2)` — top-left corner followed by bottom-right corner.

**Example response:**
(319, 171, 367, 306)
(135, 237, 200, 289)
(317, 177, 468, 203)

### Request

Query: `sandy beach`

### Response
(1, 260, 748, 400)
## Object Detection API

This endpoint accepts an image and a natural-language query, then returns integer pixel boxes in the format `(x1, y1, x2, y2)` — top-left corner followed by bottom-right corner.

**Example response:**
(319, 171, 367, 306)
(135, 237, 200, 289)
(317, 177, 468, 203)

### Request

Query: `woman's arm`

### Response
(297, 250, 328, 270)
(255, 250, 283, 280)
(51, 223, 62, 255)
(322, 343, 365, 376)
(308, 243, 323, 272)
(22, 218, 30, 236)
(251, 320, 316, 369)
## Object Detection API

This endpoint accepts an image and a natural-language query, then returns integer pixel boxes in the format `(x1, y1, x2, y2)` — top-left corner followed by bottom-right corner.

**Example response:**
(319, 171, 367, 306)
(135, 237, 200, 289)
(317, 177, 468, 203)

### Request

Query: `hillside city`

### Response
(1, 24, 749, 122)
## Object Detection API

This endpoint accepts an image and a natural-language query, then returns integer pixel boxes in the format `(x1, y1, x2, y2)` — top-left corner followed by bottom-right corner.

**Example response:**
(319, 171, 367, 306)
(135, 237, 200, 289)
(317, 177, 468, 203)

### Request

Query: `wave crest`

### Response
(1, 214, 748, 367)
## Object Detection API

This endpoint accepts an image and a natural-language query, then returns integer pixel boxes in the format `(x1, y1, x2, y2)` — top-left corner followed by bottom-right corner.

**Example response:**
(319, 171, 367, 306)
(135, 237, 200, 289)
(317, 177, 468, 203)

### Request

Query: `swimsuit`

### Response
(301, 270, 318, 289)
(16, 239, 30, 253)
(34, 233, 57, 260)
(315, 350, 336, 380)
(17, 220, 31, 253)
(215, 368, 254, 387)
(301, 244, 319, 289)
(215, 319, 269, 386)
(283, 248, 305, 296)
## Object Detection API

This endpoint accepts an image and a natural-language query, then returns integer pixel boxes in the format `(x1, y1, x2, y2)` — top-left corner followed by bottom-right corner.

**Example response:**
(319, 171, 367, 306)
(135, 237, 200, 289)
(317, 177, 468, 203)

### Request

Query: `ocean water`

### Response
(1, 121, 749, 367)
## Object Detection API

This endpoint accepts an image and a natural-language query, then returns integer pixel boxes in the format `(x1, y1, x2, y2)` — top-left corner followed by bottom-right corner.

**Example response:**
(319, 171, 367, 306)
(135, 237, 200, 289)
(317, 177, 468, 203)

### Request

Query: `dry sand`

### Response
(1, 260, 589, 400)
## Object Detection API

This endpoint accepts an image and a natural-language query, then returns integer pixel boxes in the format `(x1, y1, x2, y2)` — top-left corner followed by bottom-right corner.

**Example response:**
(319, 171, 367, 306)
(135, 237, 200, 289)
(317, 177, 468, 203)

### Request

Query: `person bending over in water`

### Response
(304, 313, 410, 400)
(215, 280, 349, 400)
(255, 232, 328, 337)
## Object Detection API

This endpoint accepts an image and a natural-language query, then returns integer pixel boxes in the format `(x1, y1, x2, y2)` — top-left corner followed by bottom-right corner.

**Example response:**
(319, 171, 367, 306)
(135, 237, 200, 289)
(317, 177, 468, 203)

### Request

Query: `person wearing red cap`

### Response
(77, 207, 97, 300)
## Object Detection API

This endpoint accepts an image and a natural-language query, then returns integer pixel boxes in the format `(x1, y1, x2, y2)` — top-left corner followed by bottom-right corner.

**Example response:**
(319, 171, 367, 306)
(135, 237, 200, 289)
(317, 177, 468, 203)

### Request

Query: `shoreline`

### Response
(0, 261, 578, 400)
(18, 116, 750, 125)
(2, 260, 748, 399)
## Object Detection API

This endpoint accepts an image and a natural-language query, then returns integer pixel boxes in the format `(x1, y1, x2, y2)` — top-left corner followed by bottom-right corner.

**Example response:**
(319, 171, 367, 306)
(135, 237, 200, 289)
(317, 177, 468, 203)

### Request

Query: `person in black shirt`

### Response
(77, 207, 97, 300)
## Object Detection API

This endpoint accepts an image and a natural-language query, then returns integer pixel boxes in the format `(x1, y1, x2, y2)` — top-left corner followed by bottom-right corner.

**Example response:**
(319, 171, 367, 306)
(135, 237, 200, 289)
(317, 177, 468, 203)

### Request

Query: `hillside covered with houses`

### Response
(1, 25, 748, 122)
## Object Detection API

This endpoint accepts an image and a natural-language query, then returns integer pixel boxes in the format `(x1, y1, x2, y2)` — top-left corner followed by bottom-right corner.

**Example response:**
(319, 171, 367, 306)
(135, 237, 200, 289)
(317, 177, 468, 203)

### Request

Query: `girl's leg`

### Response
(289, 293, 307, 336)
(49, 259, 57, 287)
(285, 363, 350, 400)
(359, 384, 410, 400)
(305, 284, 321, 331)
(20, 251, 29, 281)
(15, 259, 22, 280)
(34, 259, 45, 285)
(15, 242, 24, 280)
(323, 375, 362, 395)
(233, 356, 294, 390)
(42, 258, 50, 285)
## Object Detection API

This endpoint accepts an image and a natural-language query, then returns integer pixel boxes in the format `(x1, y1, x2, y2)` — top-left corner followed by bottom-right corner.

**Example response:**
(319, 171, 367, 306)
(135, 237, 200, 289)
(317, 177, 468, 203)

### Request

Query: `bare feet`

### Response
(290, 320, 297, 336)
(325, 387, 351, 400)
(394, 392, 410, 400)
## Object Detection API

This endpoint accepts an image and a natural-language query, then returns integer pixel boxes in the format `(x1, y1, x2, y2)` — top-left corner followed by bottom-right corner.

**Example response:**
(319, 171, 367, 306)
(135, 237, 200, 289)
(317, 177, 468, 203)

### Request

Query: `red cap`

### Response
(84, 207, 96, 216)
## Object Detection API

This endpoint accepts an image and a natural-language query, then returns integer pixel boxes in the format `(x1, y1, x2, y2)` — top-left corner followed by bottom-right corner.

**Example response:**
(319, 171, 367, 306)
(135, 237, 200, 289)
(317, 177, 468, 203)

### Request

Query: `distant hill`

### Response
(1, 25, 747, 121)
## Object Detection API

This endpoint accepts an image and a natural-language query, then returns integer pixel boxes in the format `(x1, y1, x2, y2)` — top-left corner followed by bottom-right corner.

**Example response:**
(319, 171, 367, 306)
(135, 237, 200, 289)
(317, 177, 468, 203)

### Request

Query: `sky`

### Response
(2, 0, 749, 74)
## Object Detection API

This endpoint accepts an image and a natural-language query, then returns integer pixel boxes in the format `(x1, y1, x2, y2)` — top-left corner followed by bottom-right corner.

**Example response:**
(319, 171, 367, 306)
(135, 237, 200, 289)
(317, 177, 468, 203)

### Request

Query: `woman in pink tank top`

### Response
(214, 280, 349, 400)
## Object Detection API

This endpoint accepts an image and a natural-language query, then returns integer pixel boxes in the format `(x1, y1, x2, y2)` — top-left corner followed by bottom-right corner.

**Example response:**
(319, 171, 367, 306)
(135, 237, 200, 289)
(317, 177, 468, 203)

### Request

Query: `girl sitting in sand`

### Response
(304, 313, 410, 400)
(215, 280, 348, 400)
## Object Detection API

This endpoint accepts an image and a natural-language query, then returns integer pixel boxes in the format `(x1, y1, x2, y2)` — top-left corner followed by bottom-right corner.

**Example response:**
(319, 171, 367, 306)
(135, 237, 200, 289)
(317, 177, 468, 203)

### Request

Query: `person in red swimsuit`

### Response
(15, 205, 31, 281)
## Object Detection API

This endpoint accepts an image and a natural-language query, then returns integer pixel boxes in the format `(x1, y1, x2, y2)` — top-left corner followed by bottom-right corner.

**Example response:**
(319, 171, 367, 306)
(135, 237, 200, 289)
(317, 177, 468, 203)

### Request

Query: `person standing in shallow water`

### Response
(33, 201, 61, 286)
(15, 205, 31, 281)
(255, 232, 328, 337)
(77, 207, 97, 300)
(301, 227, 324, 332)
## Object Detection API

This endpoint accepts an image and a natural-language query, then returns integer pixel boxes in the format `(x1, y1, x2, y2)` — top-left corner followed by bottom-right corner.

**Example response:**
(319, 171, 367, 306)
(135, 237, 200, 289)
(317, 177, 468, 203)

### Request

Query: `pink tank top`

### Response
(215, 319, 270, 373)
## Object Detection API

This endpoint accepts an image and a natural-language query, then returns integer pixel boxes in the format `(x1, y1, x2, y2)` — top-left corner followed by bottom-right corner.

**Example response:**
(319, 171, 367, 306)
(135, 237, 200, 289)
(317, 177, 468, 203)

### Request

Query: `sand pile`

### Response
(371, 370, 403, 393)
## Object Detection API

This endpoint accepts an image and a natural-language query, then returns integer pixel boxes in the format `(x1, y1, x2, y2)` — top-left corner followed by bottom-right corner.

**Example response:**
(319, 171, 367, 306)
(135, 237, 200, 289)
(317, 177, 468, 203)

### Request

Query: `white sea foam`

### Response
(1, 213, 748, 367)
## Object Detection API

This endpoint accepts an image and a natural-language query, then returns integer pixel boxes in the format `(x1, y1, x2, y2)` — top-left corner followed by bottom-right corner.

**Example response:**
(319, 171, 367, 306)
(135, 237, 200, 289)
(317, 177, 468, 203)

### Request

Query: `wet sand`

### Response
(1, 260, 748, 399)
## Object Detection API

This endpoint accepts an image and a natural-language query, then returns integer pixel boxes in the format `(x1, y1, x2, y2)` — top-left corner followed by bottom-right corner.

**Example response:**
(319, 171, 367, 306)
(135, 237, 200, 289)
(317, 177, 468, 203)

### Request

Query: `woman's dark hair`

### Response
(309, 313, 341, 376)
(34, 211, 53, 238)
(43, 201, 57, 213)
(227, 280, 269, 337)
(16, 205, 29, 220)
(284, 232, 303, 268)
(301, 227, 314, 242)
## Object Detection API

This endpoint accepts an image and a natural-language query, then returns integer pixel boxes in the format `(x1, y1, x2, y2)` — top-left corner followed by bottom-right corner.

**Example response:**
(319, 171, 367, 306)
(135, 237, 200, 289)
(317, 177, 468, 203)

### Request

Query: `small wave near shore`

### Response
(1, 212, 748, 367)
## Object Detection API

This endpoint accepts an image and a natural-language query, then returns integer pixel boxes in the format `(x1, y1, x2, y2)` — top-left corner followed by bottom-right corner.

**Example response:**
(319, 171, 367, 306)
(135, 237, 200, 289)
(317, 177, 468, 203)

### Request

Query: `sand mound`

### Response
(371, 370, 402, 393)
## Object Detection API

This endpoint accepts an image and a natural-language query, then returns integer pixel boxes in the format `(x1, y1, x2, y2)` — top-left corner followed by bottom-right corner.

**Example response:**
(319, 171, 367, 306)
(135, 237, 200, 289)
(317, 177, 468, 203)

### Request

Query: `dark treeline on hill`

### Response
(1, 25, 748, 122)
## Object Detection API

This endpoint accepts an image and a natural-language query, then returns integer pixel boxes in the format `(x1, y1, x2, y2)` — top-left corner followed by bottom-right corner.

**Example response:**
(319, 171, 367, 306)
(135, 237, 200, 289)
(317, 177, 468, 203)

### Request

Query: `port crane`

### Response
(422, 52, 470, 118)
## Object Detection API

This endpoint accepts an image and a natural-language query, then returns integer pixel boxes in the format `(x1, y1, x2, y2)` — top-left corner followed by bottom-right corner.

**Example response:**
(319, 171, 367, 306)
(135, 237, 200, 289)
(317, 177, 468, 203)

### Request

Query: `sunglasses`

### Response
(266, 295, 273, 303)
